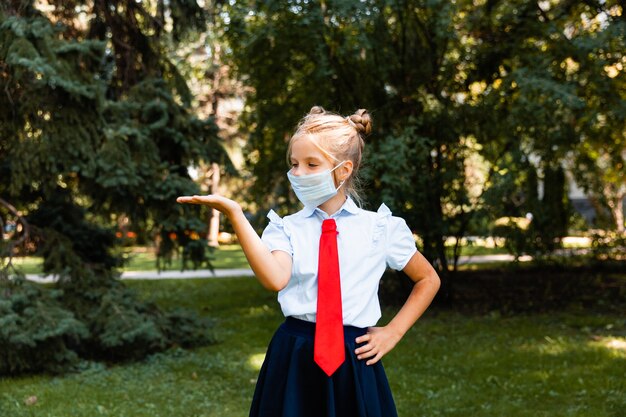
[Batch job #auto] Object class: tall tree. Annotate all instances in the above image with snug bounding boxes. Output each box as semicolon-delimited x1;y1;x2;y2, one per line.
469;0;625;234
568;2;626;232
221;0;625;300
0;0;227;374
223;0;474;282
1;0;230;274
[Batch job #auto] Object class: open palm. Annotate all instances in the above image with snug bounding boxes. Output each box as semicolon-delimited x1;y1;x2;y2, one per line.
176;195;242;217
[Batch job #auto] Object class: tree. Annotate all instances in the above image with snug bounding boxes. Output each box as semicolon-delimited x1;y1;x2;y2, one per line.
220;0;624;301
222;0;475;281
0;0;227;374
468;0;625;235
567;2;626;232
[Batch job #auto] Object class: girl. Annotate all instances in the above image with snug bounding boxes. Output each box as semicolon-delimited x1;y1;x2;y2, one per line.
177;106;440;417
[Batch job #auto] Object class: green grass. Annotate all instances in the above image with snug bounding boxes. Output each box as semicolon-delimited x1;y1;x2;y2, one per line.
9;244;250;275
121;245;249;271
10;243;509;275
1;277;624;417
449;245;509;257
5;256;43;275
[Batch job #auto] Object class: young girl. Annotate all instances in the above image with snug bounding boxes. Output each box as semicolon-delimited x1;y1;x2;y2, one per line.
177;106;440;417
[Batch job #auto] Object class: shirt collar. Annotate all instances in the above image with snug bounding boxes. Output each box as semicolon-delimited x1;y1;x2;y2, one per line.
301;196;360;218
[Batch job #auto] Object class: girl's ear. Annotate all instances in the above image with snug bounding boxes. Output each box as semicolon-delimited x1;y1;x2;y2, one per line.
338;160;354;183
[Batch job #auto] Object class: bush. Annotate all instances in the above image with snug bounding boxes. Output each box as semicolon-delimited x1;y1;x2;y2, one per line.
0;192;215;375
492;217;531;259
379;263;626;315
0;272;215;376
0;277;88;374
60;272;215;363
590;230;626;261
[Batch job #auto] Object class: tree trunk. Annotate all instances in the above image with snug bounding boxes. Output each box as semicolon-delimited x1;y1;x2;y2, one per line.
604;182;625;233
609;194;625;233
207;163;221;247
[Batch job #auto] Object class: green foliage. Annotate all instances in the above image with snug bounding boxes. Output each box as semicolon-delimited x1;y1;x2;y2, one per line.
60;275;215;362
470;0;626;232
0;14;105;196
0;1;230;271
590;230;626;261
223;0;474;272
492;219;530;260
11;244;249;275
0;1;227;375
65;278;167;360
221;1;625;304
0;277;88;375
527;166;570;253
380;262;626;315
27;189;120;275
0;273;215;375
160;308;216;349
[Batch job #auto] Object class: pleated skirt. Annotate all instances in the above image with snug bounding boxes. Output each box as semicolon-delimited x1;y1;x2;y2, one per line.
249;317;398;417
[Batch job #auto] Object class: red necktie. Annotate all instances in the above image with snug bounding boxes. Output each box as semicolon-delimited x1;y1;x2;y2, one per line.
314;218;345;377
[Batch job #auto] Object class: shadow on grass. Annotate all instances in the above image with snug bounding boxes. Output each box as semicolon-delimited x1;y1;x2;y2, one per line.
381;262;626;316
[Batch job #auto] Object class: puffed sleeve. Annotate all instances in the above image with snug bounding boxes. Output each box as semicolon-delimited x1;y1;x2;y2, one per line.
385;213;417;271
261;210;293;257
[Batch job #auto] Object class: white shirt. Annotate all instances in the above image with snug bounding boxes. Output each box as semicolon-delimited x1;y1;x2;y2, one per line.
261;197;417;328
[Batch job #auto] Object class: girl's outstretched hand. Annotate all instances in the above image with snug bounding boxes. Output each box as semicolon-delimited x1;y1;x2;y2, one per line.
176;195;242;218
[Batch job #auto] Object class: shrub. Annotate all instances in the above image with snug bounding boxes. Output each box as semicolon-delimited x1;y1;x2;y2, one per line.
0;277;88;374
590;230;626;261
492;217;531;259
0;272;215;376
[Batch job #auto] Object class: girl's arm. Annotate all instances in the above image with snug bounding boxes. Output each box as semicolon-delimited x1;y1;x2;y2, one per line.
354;251;440;365
177;195;292;291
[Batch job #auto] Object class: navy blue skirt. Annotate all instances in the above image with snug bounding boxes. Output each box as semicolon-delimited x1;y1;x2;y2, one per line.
249;317;398;417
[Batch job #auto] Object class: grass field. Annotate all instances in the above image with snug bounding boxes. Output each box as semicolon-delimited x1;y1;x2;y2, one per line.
1;277;624;417
10;243;512;276
9;244;250;275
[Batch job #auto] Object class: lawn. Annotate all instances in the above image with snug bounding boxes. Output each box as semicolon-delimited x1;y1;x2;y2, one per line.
10;242;512;276
9;244;250;275
1;277;624;417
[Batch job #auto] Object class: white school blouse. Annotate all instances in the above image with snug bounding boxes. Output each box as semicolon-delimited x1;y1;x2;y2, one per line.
261;197;417;328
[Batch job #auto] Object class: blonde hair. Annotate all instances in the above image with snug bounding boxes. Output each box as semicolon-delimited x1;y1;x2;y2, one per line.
287;106;372;204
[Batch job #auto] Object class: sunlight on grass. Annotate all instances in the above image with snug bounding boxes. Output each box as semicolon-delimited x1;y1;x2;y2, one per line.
604;338;626;351
588;336;626;354
245;304;274;318
7;256;42;274
516;334;626;358
536;335;569;355
247;353;266;371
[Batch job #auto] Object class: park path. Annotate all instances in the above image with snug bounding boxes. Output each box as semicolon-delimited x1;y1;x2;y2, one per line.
23;254;531;283
24;268;255;283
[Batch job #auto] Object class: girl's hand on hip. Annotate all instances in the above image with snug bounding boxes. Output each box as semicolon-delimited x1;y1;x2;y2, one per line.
177;195;242;218
354;326;402;365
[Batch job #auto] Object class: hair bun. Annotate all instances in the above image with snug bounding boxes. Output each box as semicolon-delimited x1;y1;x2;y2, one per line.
309;106;325;115
348;109;372;136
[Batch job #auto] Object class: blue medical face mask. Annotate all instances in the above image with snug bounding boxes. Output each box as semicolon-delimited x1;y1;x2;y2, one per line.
287;161;347;208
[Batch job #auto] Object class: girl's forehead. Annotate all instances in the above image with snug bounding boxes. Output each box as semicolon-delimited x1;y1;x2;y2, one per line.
290;136;329;160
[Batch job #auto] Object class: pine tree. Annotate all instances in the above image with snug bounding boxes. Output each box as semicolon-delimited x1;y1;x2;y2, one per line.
0;0;227;374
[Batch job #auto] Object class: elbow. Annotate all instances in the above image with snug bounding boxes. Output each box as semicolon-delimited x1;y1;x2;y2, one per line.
260;274;290;292
415;270;441;293
431;272;441;293
263;282;286;292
